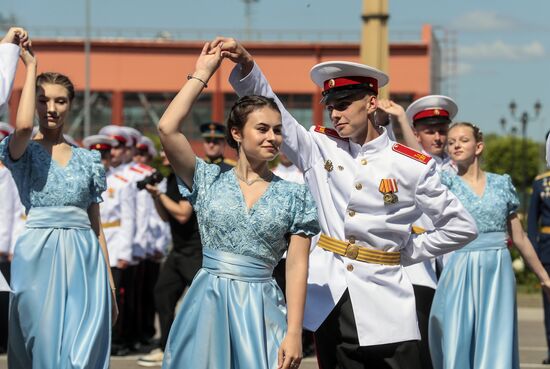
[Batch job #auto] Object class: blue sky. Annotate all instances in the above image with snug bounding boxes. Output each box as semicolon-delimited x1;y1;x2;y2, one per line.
2;0;549;141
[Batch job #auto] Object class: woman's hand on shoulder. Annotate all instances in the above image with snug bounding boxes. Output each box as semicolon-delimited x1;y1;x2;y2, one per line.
278;331;302;369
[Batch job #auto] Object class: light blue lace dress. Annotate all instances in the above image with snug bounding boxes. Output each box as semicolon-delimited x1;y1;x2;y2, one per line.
429;172;520;369
162;159;319;369
0;136;111;369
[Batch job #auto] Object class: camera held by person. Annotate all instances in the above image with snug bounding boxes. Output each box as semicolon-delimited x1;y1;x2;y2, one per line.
137;172;164;191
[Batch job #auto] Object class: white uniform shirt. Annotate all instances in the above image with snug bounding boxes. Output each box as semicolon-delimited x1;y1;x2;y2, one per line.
0;43;19;112
124;162;156;259
272;163;304;184
230;63;478;346
0;166;18;254
148;178;171;256
0;165;24;291
405;152;458;288
546;134;550;168
100;167;136;267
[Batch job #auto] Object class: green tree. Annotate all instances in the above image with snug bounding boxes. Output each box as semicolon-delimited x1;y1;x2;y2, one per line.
482;134;541;191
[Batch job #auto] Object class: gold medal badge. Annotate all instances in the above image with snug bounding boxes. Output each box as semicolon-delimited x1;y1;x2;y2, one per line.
324;160;334;172
107;187;115;199
379;179;399;204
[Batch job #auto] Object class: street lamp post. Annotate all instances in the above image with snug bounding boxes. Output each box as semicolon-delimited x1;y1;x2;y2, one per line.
504;100;543;212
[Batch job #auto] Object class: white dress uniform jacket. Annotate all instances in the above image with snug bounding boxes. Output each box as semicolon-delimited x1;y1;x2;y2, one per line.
147;178;171;256
0;165;24;291
0;166;17;255
405;152;457;288
230;63;478;346
272;163;305;184
100;167;136;267
0;43;19;112
123;162;154;260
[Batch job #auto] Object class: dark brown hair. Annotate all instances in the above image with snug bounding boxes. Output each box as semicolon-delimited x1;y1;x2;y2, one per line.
36;72;75;103
225;95;280;150
449;122;483;142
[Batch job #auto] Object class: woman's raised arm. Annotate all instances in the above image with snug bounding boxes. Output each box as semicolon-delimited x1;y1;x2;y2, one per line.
158;42;223;188
9;45;36;160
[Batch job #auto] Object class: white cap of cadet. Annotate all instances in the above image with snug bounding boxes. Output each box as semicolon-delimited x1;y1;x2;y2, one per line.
405;95;458;127
310;61;389;103
121;126;142;147
83;134;118;151
98;125;133;148
137;136;158;158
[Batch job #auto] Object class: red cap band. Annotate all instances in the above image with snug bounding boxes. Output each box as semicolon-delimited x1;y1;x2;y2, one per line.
136;143;148;150
0;129;10;137
413;109;450;122
90;143;112;150
323;76;378;93
110;135;127;145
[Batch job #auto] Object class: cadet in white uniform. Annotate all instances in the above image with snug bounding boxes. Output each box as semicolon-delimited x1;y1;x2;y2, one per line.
134;135;167;344
0;123;25;351
88;129;139;355
380;95;459;369
220;38;478;369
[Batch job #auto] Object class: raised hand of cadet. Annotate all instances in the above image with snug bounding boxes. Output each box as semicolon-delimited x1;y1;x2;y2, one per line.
377;99;407;120
211;36;254;73
1;27;30;48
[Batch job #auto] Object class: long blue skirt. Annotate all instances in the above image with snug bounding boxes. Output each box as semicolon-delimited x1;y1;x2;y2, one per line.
162;248;287;369
8;206;111;369
429;232;519;369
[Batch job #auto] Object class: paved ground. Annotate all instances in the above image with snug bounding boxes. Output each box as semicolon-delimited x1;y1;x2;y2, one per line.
1;293;548;369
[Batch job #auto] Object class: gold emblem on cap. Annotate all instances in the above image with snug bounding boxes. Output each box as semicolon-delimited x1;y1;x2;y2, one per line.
328;79;335;88
369;83;374;88
434;109;440;116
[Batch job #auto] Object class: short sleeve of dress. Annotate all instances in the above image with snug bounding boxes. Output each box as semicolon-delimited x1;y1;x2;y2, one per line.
290;185;320;237
0;135;32;181
177;158;221;208
503;174;520;215
89;150;107;204
439;170;454;188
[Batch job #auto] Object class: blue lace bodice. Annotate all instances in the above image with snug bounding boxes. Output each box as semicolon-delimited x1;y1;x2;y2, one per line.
441;171;519;233
179;159;319;265
0;135;106;212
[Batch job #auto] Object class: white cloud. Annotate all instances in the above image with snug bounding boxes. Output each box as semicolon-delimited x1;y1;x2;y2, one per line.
442;63;473;77
460;41;545;61
452;10;517;31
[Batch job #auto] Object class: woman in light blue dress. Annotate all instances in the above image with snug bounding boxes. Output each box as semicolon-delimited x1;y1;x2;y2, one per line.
2;47;116;368
158;44;319;369
429;122;550;369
